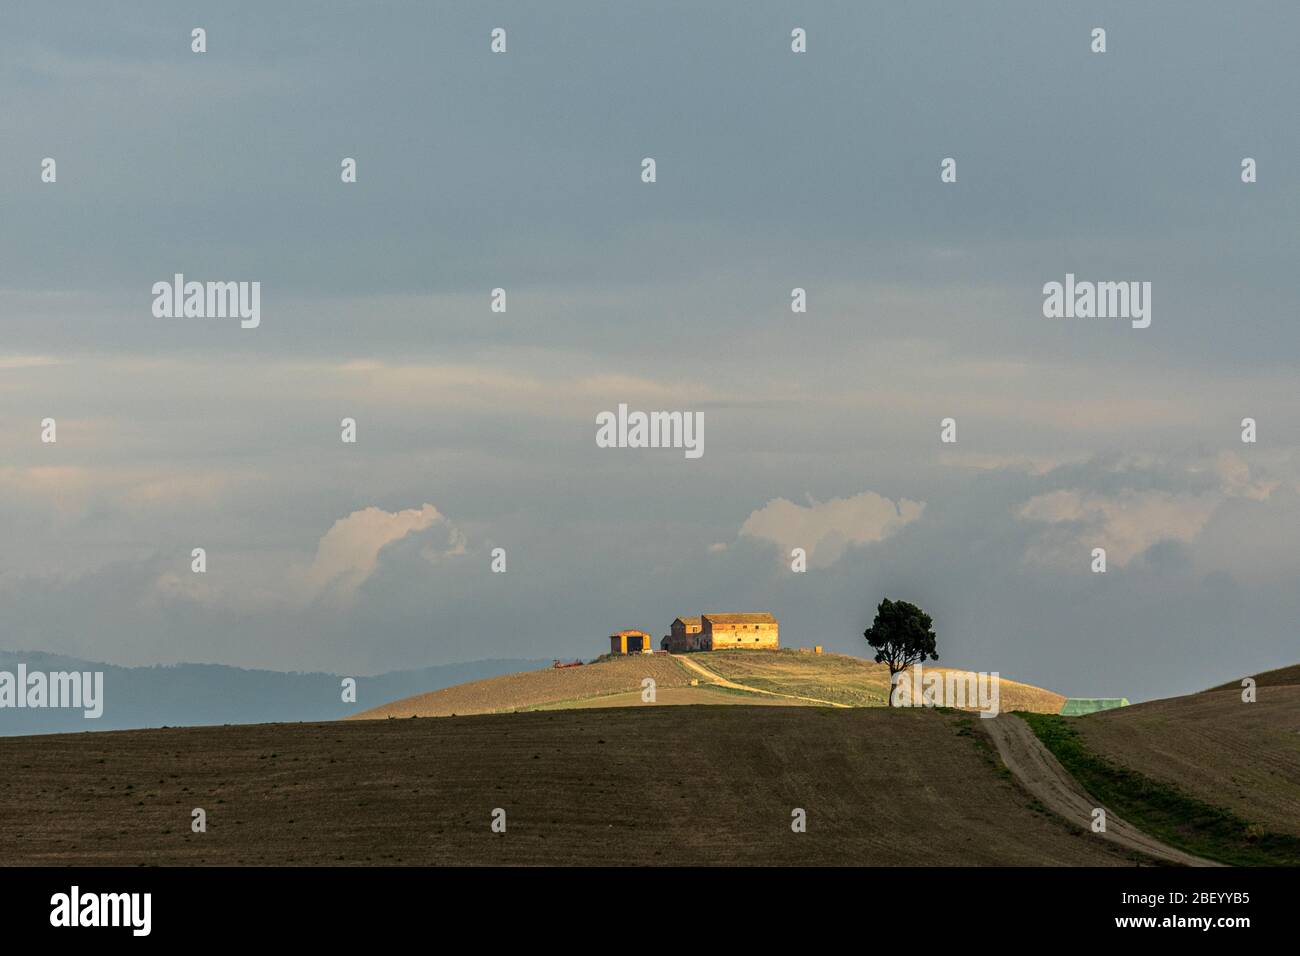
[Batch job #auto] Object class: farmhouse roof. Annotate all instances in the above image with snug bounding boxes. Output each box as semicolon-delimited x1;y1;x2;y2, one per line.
702;612;777;625
673;616;703;627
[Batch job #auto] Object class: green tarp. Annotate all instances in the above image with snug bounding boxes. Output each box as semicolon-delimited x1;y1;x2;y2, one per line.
1060;697;1130;716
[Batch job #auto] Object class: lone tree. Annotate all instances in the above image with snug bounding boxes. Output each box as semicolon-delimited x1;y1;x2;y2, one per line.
863;598;938;700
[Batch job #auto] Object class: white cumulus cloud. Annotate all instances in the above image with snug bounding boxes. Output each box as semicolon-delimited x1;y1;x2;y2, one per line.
739;491;925;567
1018;489;1217;568
292;503;453;605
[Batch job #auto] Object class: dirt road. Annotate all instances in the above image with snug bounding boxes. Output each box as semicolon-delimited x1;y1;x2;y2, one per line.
672;654;850;708
984;715;1221;867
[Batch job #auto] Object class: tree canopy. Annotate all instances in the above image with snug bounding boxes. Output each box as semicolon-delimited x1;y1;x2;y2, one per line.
863;598;938;689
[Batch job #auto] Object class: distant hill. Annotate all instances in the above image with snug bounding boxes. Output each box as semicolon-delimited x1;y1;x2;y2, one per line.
1206;662;1300;691
351;649;1066;720
1077;662;1300;839
0;650;549;736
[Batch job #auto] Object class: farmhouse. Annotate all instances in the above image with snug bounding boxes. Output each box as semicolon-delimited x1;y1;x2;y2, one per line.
700;613;779;650
609;630;654;655
617;613;780;655
664;616;704;652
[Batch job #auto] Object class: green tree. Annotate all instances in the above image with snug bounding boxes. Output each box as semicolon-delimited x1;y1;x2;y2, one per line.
863;598;938;703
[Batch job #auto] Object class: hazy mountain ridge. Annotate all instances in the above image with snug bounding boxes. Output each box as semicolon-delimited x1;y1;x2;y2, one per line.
0;650;549;735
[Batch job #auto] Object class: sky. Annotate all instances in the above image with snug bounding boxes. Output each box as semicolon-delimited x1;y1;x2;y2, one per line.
2;2;1298;701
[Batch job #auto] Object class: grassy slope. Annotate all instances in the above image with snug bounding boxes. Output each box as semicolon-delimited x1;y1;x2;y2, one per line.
348;654;692;719
526;684;816;711
698;649;1066;713
700;650;892;705
0;706;1133;866
1022;712;1300;866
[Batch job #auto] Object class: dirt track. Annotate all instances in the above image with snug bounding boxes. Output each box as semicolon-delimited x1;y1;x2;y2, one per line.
984;715;1221;867
672;654;850;707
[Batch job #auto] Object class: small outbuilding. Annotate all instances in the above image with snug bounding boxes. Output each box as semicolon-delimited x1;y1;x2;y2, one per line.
610;630;653;655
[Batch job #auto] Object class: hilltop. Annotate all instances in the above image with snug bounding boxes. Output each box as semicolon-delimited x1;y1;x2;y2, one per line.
1207;662;1300;692
350;648;1066;719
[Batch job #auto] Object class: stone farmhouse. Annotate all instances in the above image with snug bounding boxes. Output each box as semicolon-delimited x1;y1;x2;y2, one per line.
661;613;779;652
663;616;704;652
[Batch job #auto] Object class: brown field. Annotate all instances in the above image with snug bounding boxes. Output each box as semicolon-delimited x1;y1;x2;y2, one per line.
348;654;692;719
1076;665;1300;838
0;706;1139;865
696;649;1066;714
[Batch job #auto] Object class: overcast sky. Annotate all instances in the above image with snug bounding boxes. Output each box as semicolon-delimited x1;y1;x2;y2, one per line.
3;2;1298;701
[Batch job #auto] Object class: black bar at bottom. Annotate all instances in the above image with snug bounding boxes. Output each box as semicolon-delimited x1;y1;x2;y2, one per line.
0;865;1281;941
